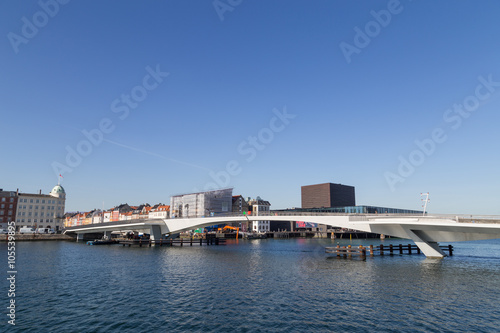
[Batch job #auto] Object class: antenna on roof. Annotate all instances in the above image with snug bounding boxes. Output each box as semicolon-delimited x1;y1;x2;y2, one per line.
420;192;430;216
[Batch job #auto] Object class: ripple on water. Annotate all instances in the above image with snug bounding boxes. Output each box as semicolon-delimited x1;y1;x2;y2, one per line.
6;239;500;332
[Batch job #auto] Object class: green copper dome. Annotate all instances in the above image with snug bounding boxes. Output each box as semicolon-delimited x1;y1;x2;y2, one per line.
50;185;65;195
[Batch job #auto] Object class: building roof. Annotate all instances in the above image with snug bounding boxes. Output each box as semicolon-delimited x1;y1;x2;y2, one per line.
50;185;65;195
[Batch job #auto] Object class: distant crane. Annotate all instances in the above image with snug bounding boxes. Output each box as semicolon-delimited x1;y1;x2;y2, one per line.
420;192;430;216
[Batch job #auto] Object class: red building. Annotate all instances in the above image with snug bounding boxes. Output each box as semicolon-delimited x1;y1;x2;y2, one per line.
0;189;18;228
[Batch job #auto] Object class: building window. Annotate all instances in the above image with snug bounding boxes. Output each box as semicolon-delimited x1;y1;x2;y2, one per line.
0;204;3;209
35;206;38;210
8;211;12;216
42;200;45;203
30;199;33;203
10;198;14;203
36;199;39;203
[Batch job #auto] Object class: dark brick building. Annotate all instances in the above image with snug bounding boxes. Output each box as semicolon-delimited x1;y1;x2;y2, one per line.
301;183;355;209
0;189;18;228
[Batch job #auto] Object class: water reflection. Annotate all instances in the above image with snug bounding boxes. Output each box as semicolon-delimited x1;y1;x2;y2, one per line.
5;238;500;332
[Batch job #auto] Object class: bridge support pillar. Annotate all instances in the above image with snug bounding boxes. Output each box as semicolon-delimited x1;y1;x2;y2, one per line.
103;231;112;240
150;225;162;245
76;233;84;242
406;229;446;259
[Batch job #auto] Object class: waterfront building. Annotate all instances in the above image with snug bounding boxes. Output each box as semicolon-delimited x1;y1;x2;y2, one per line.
170;188;233;218
0;189;18;230
149;204;170;219
247;197;271;233
91;210;103;224
15;185;66;231
301;182;355;209
275;205;423;215
231;195;250;231
103;211;111;222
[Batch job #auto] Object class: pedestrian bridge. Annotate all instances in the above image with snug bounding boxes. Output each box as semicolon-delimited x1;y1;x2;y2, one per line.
64;213;500;258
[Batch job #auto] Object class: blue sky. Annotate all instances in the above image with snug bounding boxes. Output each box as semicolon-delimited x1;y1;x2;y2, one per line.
1;0;500;214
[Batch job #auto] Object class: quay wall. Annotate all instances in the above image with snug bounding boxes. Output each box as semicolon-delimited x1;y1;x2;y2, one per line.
0;234;74;242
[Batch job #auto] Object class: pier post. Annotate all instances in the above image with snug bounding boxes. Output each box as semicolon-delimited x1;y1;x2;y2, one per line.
389;244;393;255
399;244;403;254
336;244;340;257
369;245;374;256
380;244;384;255
359;245;366;257
408;244;412;255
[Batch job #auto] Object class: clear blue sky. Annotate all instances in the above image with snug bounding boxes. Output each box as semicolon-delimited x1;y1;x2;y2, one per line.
1;0;500;214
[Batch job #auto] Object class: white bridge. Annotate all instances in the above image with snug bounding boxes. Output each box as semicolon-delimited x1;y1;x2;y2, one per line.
64;213;500;258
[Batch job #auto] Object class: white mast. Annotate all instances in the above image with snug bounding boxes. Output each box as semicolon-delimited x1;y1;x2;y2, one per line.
420;192;430;216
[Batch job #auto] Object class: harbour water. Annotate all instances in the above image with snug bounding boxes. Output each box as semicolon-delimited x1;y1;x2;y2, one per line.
3;238;500;332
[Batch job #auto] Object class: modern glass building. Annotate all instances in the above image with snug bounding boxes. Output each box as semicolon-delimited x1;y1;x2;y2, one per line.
275;205;423;215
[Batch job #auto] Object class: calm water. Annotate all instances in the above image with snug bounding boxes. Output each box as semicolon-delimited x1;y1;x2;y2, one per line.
3;238;500;332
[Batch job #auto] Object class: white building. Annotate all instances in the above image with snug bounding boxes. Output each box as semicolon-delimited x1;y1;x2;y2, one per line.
149;204;170;219
170;188;233;218
15;185;66;231
248;197;271;233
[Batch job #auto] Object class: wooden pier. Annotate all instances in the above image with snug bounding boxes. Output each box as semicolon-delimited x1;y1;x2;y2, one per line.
118;237;226;247
325;244;454;257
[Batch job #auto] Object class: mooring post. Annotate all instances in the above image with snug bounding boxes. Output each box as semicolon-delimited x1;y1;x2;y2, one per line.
139;239;142;247
380;244;384;255
190;237;193;246
408;244;412;255
359;245;366;257
389;244;393;255
200;238;202;246
336;244;340;257
180;238;183;247
369;244;374;256
170;238;173;247
448;244;453;256
149;240;151;247
399;244;403;255
348;245;352;258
